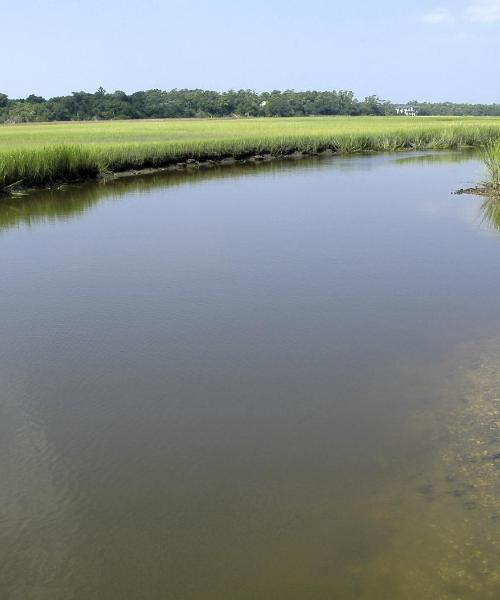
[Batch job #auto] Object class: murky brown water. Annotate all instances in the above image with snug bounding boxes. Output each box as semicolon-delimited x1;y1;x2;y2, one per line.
1;152;499;599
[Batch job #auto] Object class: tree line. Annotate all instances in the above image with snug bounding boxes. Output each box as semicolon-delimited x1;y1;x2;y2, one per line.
1;88;500;123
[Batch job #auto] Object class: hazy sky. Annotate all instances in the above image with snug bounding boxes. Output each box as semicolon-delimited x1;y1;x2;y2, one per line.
2;0;500;102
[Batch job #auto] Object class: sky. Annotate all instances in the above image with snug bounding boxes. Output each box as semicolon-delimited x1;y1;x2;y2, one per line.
2;0;500;103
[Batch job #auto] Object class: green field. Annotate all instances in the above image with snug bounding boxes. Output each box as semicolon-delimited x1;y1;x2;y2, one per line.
2;116;500;191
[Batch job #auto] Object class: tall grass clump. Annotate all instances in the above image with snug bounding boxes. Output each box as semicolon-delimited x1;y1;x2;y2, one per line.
0;145;105;190
483;142;500;189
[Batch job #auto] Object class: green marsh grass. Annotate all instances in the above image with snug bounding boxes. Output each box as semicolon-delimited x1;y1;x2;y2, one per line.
479;142;500;233
483;142;500;189
2;116;500;191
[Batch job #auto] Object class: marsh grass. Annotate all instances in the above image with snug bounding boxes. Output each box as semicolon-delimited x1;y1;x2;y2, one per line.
2;117;500;191
478;142;500;232
0;146;105;189
483;142;500;189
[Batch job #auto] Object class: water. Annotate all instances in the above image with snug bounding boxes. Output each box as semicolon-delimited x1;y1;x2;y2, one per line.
1;153;500;599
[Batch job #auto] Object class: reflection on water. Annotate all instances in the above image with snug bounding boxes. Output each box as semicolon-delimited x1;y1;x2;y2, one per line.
0;150;481;232
393;149;480;165
1;151;500;599
0;157;329;231
480;194;500;232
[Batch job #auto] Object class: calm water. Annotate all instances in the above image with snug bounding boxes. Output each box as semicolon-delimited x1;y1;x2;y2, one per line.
1;153;500;599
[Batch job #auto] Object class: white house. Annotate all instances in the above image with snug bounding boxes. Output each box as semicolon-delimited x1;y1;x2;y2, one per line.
395;106;418;117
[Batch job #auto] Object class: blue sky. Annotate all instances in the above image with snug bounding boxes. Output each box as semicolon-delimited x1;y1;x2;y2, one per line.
2;0;500;102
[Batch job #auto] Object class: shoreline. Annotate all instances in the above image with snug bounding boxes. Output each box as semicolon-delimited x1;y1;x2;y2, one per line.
1;148;342;197
455;184;500;197
0;145;484;198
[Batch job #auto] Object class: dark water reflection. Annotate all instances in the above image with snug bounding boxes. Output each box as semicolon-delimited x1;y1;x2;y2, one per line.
1;152;499;599
0;150;479;231
480;194;500;231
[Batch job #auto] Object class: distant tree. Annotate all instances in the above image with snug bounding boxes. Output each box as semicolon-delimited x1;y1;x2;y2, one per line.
2;88;500;123
3;101;50;123
26;94;46;104
361;96;390;115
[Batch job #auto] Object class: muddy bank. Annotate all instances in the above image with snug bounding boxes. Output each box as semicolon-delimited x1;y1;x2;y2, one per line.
455;185;500;197
0;149;333;198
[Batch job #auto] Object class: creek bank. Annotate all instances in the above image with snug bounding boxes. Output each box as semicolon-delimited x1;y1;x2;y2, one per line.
0;148;336;197
455;185;500;197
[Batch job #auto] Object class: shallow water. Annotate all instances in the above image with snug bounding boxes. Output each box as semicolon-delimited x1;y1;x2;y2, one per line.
1;152;500;599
